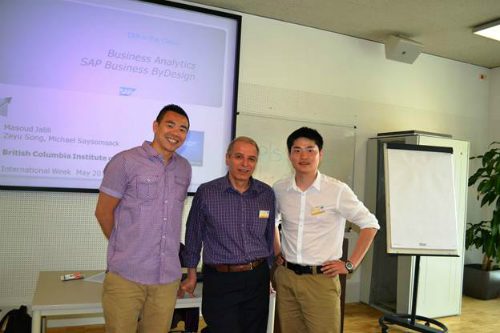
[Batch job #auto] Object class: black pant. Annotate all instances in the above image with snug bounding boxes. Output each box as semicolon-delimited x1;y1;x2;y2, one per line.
202;263;270;333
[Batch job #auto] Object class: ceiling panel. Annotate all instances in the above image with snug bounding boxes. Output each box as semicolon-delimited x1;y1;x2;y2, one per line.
186;0;500;68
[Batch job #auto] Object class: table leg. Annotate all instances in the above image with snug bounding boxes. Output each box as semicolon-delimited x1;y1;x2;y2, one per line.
267;292;276;333
32;310;41;333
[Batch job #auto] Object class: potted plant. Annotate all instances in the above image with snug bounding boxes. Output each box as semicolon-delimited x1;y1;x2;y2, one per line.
463;141;500;300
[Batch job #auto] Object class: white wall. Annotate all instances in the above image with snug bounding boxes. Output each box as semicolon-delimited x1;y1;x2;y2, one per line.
489;68;500;144
238;15;491;266
239;15;489;195
464;67;500;264
0;6;494;312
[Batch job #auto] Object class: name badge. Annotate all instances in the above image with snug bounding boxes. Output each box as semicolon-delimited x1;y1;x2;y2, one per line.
311;205;326;216
259;210;270;219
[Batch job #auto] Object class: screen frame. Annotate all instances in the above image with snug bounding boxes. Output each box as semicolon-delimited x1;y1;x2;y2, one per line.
0;0;241;194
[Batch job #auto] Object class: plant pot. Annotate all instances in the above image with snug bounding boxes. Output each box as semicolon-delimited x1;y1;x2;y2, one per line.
463;264;500;300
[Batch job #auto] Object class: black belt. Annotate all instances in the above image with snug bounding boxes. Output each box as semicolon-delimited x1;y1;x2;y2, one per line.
284;261;321;275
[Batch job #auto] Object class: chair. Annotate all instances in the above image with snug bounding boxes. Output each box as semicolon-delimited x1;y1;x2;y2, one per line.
339;237;348;333
170;243;200;333
170;309;199;333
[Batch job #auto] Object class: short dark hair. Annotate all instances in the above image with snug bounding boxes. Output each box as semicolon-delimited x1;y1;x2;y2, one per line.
156;104;190;129
286;127;323;153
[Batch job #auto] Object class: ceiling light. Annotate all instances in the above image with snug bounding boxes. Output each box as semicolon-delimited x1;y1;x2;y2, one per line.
473;18;500;42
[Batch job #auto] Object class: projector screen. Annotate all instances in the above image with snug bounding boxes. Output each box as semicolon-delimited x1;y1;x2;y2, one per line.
0;0;240;193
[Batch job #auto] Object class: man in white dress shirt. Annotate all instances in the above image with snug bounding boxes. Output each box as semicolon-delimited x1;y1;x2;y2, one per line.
273;127;379;333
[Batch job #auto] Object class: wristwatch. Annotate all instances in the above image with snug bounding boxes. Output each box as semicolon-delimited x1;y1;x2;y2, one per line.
345;260;354;274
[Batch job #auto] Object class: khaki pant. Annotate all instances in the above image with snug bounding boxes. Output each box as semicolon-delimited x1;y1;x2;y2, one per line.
102;272;179;333
275;265;341;333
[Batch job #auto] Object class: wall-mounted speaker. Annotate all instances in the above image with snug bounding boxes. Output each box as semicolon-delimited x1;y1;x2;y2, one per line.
384;35;423;64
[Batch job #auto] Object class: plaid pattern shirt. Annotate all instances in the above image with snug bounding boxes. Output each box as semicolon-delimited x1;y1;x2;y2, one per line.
182;175;275;268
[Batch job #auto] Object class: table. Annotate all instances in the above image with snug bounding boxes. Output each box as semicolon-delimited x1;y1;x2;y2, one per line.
31;270;275;333
31;270;202;333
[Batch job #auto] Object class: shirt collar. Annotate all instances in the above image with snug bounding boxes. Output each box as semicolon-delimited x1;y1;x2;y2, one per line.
222;173;260;194
288;171;322;192
142;141;178;164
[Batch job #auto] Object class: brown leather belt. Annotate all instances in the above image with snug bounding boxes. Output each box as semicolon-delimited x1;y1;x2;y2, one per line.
207;259;265;273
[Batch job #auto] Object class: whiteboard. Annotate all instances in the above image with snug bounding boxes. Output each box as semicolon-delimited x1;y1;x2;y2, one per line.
236;112;356;187
384;143;459;256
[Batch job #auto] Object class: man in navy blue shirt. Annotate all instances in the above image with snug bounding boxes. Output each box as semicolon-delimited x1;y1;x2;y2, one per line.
181;136;275;333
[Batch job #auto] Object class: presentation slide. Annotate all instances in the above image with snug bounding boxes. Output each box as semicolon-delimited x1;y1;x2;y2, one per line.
0;0;240;192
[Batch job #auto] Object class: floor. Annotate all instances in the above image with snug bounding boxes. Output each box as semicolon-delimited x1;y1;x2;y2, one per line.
343;296;500;332
45;296;500;333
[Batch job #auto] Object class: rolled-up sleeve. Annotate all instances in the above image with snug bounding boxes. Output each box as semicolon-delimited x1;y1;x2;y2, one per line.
338;184;380;230
100;154;127;199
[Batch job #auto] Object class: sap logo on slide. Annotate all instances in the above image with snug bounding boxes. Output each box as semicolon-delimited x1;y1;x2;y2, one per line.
80;57;102;67
0;97;12;117
119;87;136;96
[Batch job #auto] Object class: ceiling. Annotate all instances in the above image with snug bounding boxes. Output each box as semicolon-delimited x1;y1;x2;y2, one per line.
185;0;500;69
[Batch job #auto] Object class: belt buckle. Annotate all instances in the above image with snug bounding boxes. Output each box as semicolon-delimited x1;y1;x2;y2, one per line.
248;262;254;270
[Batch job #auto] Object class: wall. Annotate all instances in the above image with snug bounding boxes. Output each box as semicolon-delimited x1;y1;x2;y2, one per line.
239;15;490;195
238;15;490;268
464;67;500;264
0;5;493;314
489;68;500;144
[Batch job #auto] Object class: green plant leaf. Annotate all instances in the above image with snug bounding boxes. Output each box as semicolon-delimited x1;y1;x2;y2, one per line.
481;192;495;206
477;179;492;193
483;150;495;164
467;142;500;267
492;220;499;237
468;172;481;186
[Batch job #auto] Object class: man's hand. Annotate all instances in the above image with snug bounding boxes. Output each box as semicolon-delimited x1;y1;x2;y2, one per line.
320;260;349;277
177;268;197;298
275;253;285;266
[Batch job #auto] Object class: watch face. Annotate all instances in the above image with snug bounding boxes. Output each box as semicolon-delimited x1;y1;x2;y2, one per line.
345;261;354;273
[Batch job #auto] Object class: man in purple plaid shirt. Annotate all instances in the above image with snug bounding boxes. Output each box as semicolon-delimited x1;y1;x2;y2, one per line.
180;136;276;333
95;104;191;333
